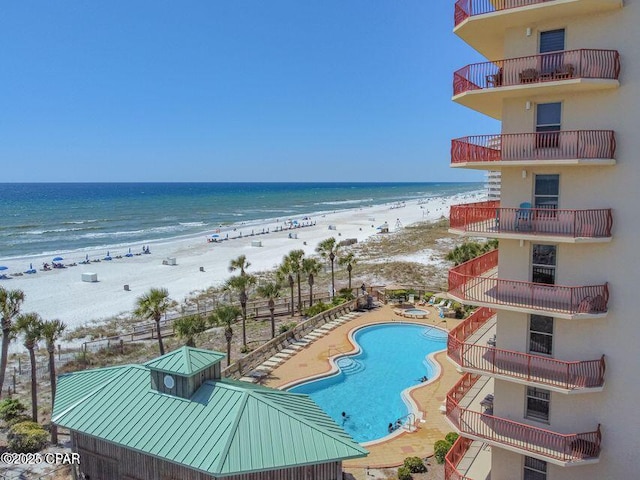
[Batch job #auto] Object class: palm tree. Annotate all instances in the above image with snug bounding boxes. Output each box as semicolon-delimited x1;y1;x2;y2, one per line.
209;304;241;366
316;237;339;299
0;287;25;398
134;288;171;355
256;281;281;338
338;251;357;291
226;274;256;348
40;318;66;444
302;257;322;307
14;313;43;422
283;250;305;314
229;254;251;277
174;314;208;347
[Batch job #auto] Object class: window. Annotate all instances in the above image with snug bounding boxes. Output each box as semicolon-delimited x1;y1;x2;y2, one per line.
534;174;559;210
529;315;553;355
526;387;550;422
532;244;556;285
524;456;547;480
539;29;565;53
536;103;561;149
539;29;565;77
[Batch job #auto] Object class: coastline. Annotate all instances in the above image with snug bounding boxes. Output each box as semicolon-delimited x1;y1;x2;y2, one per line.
0;190;484;330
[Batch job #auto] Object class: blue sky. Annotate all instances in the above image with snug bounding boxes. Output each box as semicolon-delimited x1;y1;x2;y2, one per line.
0;1;497;182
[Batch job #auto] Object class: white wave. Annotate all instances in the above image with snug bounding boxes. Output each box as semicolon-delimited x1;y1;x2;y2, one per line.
179;222;207;227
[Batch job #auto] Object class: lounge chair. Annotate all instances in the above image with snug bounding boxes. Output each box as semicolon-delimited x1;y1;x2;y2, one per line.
435;299;446;308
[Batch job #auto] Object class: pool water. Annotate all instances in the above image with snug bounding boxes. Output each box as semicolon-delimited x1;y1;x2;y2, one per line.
288;323;447;443
405;308;429;315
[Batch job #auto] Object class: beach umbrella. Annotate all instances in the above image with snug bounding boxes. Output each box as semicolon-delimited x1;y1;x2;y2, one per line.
53;256;63;261
0;266;7;271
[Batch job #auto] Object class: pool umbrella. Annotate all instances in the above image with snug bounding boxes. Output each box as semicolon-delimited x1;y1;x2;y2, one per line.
53;256;63;262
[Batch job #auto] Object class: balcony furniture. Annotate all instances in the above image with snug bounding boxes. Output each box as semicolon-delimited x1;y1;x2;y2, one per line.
487;334;496;347
554;64;575;79
515;202;533;230
480;394;494;414
486;68;503;87
519;68;539;83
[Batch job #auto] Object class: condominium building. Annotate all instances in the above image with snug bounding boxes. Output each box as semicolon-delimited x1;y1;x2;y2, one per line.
443;1;635;479
486;170;501;200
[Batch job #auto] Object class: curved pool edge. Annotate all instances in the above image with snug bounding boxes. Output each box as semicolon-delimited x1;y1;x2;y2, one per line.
278;320;448;446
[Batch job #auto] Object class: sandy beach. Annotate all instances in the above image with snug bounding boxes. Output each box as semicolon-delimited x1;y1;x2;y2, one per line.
0;191;484;330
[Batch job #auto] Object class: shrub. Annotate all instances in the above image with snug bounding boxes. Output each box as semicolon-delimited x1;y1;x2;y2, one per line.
445;432;459;445
0;398;27;424
338;288;354;300
278;322;297;334
7;414;32;428
305;302;329;317
331;296;347;306
397;466;412;480
7;421;48;453
403;456;427;473
434;439;451;464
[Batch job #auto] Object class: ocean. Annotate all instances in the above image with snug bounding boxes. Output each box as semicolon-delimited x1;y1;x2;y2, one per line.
0;182;482;259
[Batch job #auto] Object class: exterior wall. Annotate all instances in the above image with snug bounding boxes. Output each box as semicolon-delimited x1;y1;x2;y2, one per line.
150;364;219;398
72;432;342;480
456;2;640;477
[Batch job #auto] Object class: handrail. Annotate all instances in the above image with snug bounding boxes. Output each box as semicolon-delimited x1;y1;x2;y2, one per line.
454;0;561;26
445;436;474;480
447;307;496;365
446;373;602;462
449;202;613;238
451;130;616;164
448;251;609;315
454;49;620;96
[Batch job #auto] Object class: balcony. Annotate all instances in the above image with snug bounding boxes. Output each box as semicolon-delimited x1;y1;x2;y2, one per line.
446;373;602;466
454;0;623;59
445;436;492;480
449;201;613;243
453;49;620;119
451;131;616;169
448;307;606;393
448;250;609;319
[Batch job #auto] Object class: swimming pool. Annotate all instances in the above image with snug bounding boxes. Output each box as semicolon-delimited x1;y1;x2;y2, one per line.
288;323;447;443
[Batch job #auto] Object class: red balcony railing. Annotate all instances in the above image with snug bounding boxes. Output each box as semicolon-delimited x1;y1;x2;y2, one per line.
449;338;606;390
448;307;496;365
453;49;620;96
447;373;602;463
455;0;561;27
451;131;616;164
448;250;609;315
450;201;613;239
445;436;474;480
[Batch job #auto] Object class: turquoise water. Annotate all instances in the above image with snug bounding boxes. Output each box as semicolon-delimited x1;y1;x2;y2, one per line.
0;182;482;259
288;323;447;443
405;308;429;315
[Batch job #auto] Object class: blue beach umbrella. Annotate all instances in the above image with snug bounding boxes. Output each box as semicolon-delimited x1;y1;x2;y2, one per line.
0;266;7;271
53;256;63;262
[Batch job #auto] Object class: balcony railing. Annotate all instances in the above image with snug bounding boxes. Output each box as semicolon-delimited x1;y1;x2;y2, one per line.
448;308;605;390
448;250;609;315
447;373;602;463
451;131;616;165
454;49;620;96
445;436;475;480
454;0;564;26
448;307;496;366
450;201;613;239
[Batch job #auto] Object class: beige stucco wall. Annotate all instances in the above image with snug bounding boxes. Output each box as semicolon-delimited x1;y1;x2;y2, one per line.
459;2;640;478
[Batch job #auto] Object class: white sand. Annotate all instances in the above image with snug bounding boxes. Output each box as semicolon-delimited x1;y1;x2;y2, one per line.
1;191;484;329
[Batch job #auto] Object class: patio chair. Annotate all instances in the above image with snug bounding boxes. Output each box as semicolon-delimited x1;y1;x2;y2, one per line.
519;68;539;83
515;202;533;231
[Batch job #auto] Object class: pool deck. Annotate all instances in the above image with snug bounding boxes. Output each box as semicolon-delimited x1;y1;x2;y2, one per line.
264;303;464;473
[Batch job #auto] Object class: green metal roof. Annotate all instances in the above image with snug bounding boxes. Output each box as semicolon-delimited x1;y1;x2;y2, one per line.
53;356;367;476
143;346;225;376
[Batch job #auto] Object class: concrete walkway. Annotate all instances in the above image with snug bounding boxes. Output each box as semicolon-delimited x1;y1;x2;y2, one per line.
264;304;465;472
